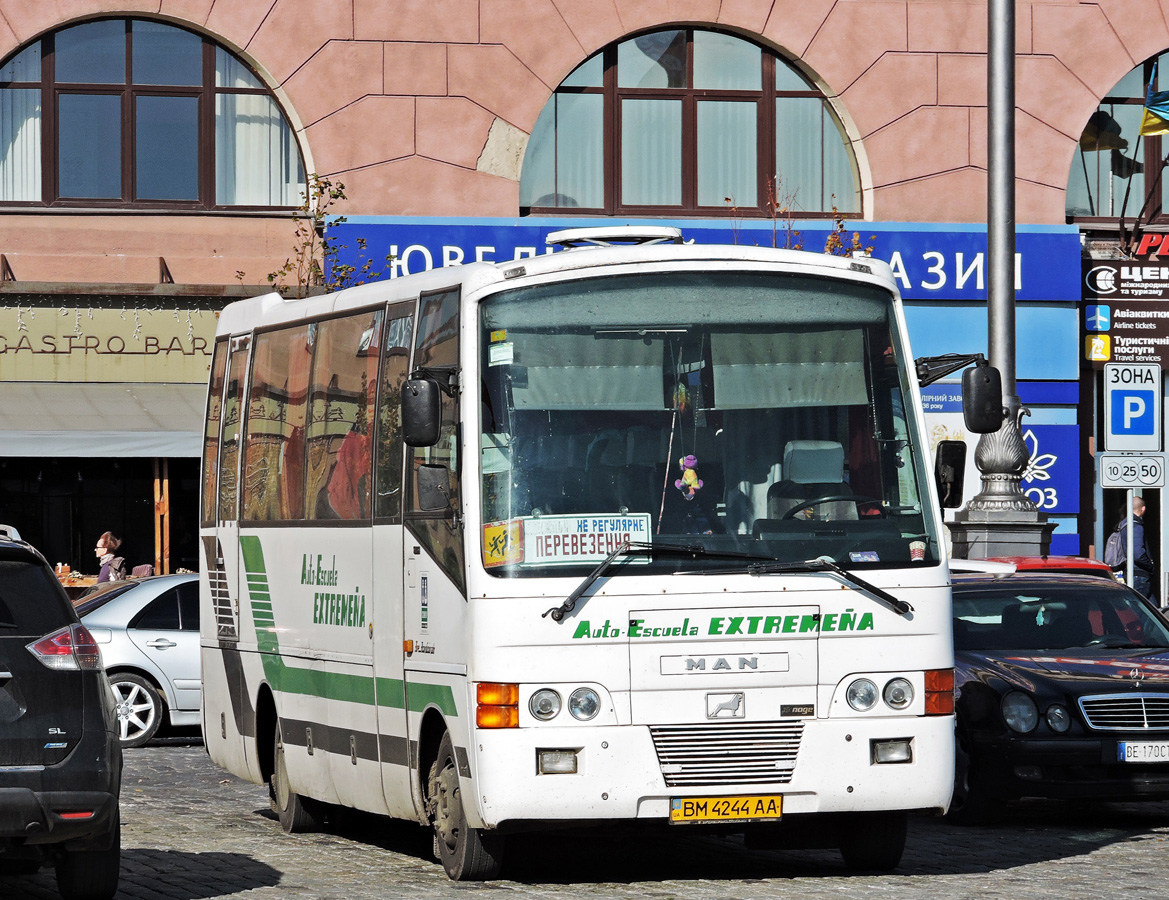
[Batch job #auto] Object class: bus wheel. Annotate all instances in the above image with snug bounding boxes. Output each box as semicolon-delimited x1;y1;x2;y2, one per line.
269;721;319;834
427;731;504;880
838;811;907;871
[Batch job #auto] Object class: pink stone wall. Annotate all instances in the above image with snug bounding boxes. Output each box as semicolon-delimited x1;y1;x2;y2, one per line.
0;0;1162;283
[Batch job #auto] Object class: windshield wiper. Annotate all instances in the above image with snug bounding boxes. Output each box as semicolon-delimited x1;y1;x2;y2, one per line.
542;540;773;622
745;555;914;617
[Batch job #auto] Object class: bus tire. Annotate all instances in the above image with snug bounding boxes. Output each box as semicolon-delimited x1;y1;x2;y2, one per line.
427;731;503;880
838;810;907;872
270;721;319;834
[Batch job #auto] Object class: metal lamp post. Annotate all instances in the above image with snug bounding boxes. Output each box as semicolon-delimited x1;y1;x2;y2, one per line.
948;0;1055;558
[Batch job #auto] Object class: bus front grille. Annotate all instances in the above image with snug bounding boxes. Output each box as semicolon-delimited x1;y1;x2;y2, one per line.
649;721;803;787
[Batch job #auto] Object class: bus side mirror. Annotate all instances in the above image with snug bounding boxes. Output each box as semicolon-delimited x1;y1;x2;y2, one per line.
962;363;1004;434
934;440;967;509
403;378;441;447
416;464;451;511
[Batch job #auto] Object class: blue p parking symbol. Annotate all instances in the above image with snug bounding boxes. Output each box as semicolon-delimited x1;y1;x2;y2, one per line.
1113;390;1155;435
1105;363;1162;451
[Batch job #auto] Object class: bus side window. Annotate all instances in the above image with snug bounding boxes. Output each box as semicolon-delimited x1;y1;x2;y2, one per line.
407;288;464;593
375;310;414;520
201;339;228;526
242;324;311;522
218;343;250;523
305;309;383;521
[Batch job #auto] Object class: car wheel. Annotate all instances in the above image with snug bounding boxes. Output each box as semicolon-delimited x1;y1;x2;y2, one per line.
838;811;907;871
108;673;163;748
427;731;504;880
269;721;319;833
946;740;1002;826
54;810;120;900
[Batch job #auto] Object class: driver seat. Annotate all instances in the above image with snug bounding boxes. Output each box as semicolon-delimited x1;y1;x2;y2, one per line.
767;440;857;521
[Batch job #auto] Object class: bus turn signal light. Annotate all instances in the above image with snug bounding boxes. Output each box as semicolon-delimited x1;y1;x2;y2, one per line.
476;682;519;728
477;704;519;728
477;682;519;706
924;668;955;715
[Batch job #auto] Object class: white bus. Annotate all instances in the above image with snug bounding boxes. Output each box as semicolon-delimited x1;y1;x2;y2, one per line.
200;227;991;880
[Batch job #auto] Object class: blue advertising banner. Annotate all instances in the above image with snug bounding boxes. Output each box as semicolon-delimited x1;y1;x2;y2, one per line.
1019;424;1080;515
921;388;1080;516
328;217;1081;303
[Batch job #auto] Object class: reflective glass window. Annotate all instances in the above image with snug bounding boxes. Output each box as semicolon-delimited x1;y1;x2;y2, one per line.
305;311;383;521
375;310;414;520
242;325;312;522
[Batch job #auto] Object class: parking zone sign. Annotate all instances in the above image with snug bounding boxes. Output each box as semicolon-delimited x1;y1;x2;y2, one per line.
1104;363;1162;451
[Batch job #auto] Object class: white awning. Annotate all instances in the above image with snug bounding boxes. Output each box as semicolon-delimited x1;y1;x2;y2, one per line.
0;383;205;457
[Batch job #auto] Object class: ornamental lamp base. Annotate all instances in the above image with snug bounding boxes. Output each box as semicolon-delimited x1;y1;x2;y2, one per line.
948;508;1056;560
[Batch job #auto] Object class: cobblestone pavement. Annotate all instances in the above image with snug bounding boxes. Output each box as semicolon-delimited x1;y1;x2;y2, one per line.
7;737;1169;899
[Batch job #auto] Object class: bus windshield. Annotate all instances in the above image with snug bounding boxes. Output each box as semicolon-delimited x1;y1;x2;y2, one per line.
478;269;937;575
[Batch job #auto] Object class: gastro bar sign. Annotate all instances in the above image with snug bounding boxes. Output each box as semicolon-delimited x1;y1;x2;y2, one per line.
1104;363;1162;451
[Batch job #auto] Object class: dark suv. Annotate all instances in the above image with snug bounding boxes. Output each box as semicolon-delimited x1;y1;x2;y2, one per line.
0;526;121;900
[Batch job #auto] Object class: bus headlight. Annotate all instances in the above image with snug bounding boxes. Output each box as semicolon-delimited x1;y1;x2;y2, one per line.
529;689;562;720
569;688;600;721
883;678;914;710
1001;691;1039;733
846;678;879;711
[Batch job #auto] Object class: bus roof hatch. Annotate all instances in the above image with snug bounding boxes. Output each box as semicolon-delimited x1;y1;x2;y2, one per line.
545;225;686;248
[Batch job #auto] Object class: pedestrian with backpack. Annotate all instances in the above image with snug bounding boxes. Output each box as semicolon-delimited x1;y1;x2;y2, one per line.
1106;497;1157;604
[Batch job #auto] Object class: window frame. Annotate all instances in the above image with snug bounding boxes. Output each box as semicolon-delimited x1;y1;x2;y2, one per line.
0;16;303;211
521;27;858;219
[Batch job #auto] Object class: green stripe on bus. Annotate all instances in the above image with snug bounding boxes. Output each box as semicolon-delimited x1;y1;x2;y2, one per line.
238;534;457;716
406;681;458;715
376;677;406;708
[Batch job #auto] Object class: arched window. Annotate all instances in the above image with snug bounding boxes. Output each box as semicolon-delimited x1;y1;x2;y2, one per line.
1068;54;1169;224
0;17;304;209
520;28;859;217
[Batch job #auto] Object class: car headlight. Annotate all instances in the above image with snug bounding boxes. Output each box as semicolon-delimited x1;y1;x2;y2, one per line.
883;678;914;710
1046;704;1071;733
568;687;600;721
529;689;561;720
846;678;879;711
1001;691;1039;733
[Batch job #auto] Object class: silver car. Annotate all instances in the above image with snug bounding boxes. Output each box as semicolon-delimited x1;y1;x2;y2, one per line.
76;573;200;748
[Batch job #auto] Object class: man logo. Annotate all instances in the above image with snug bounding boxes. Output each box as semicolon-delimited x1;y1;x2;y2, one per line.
707;692;745;719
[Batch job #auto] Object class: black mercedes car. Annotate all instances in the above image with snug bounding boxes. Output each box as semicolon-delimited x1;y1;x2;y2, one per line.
0;526;122;899
950;571;1169;824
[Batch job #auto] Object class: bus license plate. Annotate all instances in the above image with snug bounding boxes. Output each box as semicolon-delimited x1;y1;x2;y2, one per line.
670;795;782;824
1118;741;1169;762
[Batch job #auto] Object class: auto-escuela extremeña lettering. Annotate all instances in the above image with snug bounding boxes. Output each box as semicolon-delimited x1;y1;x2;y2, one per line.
571;611;875;640
302;553;366;628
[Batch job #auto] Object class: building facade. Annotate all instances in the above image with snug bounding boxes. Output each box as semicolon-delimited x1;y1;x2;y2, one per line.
0;0;1158;573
